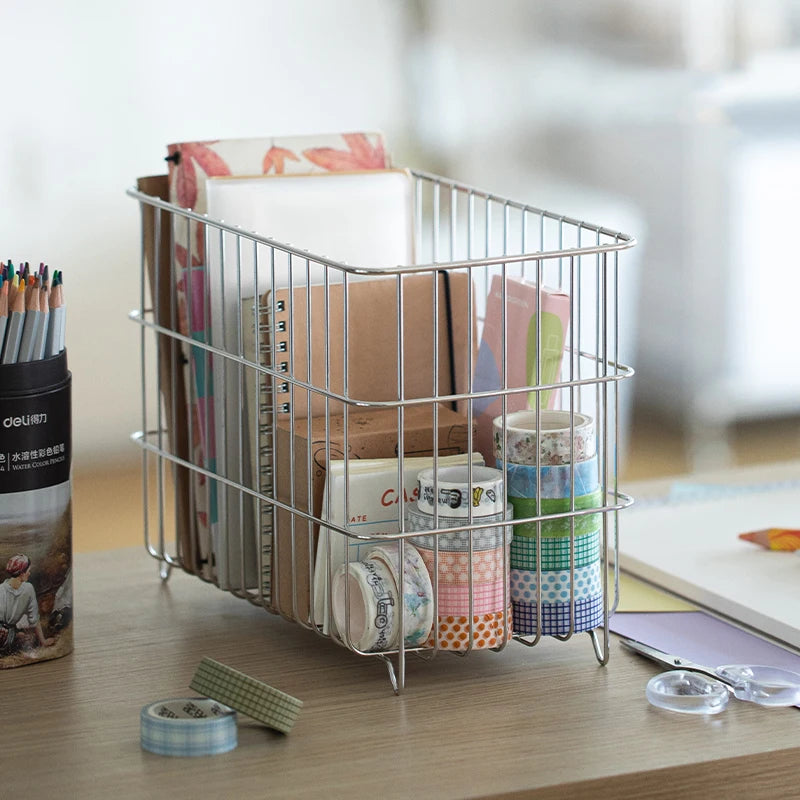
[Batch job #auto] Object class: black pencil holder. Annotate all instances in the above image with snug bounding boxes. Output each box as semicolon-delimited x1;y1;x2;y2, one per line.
0;350;72;668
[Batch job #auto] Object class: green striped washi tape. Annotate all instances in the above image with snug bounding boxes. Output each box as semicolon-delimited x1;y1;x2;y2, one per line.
509;489;603;538
189;657;303;734
511;529;601;570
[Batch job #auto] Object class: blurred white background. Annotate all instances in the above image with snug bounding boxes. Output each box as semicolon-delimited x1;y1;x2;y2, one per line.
2;0;800;475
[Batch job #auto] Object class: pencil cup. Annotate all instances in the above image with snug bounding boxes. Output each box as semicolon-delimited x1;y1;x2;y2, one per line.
0;350;73;668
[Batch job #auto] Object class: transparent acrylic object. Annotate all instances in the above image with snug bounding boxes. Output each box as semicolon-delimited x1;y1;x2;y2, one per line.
646;671;729;715
716;665;800;707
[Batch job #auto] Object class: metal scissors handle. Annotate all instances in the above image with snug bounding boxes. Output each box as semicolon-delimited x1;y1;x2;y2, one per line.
619;636;800;708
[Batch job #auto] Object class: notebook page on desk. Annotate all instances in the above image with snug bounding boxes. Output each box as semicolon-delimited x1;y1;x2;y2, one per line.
619;483;800;648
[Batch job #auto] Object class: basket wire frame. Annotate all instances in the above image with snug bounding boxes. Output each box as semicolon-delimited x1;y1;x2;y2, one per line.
128;169;635;692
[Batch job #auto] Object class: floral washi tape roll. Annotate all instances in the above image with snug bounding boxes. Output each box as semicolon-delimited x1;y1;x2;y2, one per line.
427;606;513;651
510;561;603;603
501;457;599;500
140;698;238;757
365;542;433;648
493;409;596;466
509;489;604;538
418;546;509;585
331;557;398;652
512;594;604;637
510;529;601;571
405;505;513;552
416;465;504;518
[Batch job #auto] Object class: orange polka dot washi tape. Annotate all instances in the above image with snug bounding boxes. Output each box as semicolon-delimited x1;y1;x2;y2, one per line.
426;607;513;651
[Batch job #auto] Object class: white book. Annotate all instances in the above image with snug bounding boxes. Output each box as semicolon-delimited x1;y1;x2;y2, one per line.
314;452;485;634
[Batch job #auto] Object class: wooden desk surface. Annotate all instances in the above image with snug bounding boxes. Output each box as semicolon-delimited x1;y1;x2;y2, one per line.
3;545;799;799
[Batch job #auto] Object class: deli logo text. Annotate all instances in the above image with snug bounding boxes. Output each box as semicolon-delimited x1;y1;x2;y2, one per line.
3;413;48;428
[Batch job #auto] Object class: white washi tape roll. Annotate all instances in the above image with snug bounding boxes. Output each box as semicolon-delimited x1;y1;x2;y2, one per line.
493;410;596;466
416;465;504;517
332;557;398;652
366;542;434;647
140;698;237;757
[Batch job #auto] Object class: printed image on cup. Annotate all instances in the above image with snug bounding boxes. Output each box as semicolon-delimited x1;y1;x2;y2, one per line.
331;558;398;652
493;409;596;466
0;352;72;669
416;465;504;518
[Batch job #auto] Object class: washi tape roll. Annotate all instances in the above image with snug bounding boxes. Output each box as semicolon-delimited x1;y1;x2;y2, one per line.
406;505;513;551
493;409;596;466
509;489;603;538
436;580;509;616
331;557;399;652
189;658;302;734
510;529;600;570
427;605;513;651
510;561;603;603
416;465;504;518
140;698;237;757
512;594;604;636
418;546;509;585
365;543;433;647
501;456;599;500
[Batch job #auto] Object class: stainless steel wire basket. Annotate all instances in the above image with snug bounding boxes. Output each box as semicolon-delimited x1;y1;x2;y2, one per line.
128;168;635;692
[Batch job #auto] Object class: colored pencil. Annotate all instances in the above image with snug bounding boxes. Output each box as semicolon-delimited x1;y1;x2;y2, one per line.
1;279;26;363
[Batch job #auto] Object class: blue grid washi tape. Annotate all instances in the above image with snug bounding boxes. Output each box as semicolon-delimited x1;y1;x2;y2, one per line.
512;594;604;636
140;698;237;757
510;529;600;570
406;505;513;552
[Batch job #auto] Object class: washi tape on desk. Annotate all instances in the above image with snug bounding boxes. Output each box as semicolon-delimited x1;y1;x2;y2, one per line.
510;529;601;571
189;658;302;734
416;465;504;517
140;698;237;757
493;410;596;466
406;505;512;551
512;594;604;636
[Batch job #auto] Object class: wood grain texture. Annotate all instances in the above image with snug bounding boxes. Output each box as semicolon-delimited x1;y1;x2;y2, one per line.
2;546;799;798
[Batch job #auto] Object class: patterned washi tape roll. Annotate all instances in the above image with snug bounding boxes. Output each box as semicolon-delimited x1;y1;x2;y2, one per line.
332;557;399;652
416;465;504;518
509;489;603;538
510;561;603;603
493;409;596;466
418;546;508;585
501;456;599;500
512;593;604;636
189;658;303;734
427;605;513;651
140;698;237;757
510;529;601;571
365;543;433;648
436;580;509;616
406;505;513;551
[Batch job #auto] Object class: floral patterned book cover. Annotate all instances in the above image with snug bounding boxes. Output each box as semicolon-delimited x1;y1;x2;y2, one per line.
165;132;391;586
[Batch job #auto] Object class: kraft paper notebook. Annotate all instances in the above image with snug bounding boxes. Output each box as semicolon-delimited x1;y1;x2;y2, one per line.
251;271;477;619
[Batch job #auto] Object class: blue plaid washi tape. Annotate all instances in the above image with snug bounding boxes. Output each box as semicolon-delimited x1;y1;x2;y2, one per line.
512;593;604;636
140;698;237;757
406;505;513;551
